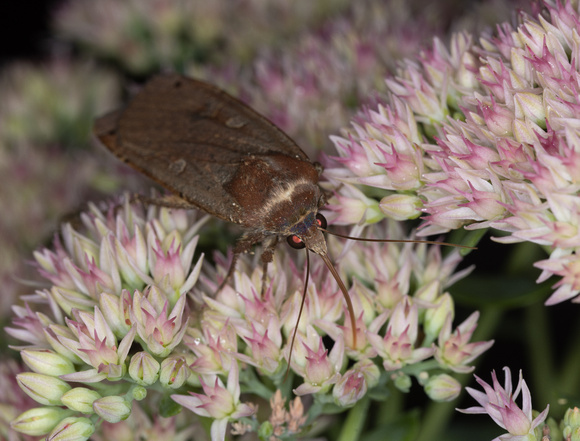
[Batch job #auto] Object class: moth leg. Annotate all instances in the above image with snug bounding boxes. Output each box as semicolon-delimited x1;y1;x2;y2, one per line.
259;236;280;296
313;162;324;176
216;233;264;294
215;250;240;295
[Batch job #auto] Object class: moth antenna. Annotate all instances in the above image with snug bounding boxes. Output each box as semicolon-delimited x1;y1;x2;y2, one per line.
319;228;477;250
285;250;310;382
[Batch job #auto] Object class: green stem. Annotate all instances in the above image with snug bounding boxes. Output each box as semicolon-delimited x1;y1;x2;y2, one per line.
554;310;580;416
524;301;553;408
414;305;503;441
337;395;371;441
414;398;456;441
471;305;504;343
240;367;274;400
377;385;401;423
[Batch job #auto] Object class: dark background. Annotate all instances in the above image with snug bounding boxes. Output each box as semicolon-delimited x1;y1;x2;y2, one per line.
0;1;60;65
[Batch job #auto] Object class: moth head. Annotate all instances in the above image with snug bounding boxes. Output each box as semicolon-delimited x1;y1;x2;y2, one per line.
286;213;328;255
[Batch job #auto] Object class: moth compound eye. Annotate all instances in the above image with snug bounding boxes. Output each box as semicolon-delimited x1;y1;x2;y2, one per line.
287;235;306;249
316;213;327;230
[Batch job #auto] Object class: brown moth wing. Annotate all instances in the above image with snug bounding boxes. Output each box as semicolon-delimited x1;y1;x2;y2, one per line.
94;73;314;226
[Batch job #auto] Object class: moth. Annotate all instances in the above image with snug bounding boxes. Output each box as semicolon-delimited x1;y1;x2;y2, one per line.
94;73;470;357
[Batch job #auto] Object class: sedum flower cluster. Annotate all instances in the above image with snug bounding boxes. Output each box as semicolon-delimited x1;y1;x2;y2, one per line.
0;60;119;150
7;199;491;441
201;0;444;155
193;0;526;157
0;60;123;316
324;0;580;306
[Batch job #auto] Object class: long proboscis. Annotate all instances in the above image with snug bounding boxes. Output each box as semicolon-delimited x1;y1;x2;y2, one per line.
285;250;311;381
320;252;357;347
285;250;358;381
284;227;472;381
320;228;477;250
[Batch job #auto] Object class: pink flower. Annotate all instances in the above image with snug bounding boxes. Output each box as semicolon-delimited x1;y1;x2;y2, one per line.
332;360;380;407
322;2;580;306
291;327;344;395
58;307;135;381
435;311;494;373
171;364;255;441
367;297;434;370
458;367;549;440
325;185;384;225
235;318;283;375
130;288;189;357
185;320;238;375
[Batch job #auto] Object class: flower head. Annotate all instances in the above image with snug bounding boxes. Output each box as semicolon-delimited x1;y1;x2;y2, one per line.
292;327;344;395
8;201;206;435
171;364;255;441
367;296;435;370
458;367;549;441
323;1;580;305
435;311;495;373
265;390;307;439
333;359;380;407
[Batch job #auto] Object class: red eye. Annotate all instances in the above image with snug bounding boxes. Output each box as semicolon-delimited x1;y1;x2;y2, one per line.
287;234;306;249
316;213;327;230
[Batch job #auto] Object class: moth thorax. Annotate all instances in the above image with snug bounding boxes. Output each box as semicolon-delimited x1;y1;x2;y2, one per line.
263;181;321;235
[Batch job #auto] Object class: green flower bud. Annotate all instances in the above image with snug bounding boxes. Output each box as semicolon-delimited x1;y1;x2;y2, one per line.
21;350;75;376
424;293;454;342
17;373;72;406
93;395;131;423
424;374;461;402
128;351;160;386
61;387;102;413
379;194;423;220
563;425;580;441
159;356;189;389
131;386;147;401
394;373;412;393
47;417;95;441
258;421;274;439
564;407;580;427
11;407;74;436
